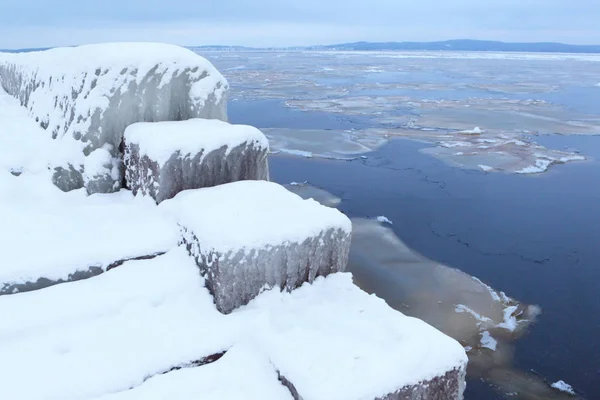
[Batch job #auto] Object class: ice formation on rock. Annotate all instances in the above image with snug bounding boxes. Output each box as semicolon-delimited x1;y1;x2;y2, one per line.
0;43;228;193
160;181;352;314
124;119;269;203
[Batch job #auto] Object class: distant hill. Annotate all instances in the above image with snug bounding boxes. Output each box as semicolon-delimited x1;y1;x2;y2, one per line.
311;40;600;53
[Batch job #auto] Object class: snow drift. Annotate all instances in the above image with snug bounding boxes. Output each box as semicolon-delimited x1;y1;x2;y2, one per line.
0;43;229;193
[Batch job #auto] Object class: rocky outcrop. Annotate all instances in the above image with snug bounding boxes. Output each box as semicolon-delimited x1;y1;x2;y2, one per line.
159;180;352;314
0;43;228;193
124;119;269;203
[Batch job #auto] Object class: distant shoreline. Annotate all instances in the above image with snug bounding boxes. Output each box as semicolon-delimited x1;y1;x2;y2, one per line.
3;39;600;54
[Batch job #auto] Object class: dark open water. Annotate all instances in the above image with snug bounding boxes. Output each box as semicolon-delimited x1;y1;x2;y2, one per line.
231;103;600;399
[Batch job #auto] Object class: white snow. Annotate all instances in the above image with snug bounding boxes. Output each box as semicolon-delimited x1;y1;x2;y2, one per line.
459;127;483;134
376;215;393;225
506;139;527;146
124;119;269;167
83;146;120;186
159;181;352;254
239;273;467;400
0;87;81;175
559;155;585;163
455;304;492;324
551;380;576;395
0;173;180;288
96;344;293;400
480;331;498;351
439;141;472;148
496;305;519;331
0;248;237;400
516;158;553;174
0;252;467;400
478;165;494;172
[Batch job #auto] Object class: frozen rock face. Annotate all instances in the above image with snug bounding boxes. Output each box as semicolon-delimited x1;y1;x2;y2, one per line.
0;43;229;193
160;181;352;314
373;369;466;400
124;119;269;203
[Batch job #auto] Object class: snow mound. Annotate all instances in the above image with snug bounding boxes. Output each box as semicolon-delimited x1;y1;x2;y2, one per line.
0;43;229;193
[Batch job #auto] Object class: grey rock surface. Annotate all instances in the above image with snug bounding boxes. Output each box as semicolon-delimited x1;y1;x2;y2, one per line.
124;141;269;203
181;225;351;314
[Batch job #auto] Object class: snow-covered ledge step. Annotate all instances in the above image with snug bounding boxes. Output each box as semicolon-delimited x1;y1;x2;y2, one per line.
96;345;293;400
245;273;468;400
0;249;238;400
124;119;269;203
0;43;228;193
1;249;466;400
160;180;352;314
0;174;180;295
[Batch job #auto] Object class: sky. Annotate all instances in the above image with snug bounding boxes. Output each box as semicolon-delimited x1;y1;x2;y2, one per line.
1;0;599;49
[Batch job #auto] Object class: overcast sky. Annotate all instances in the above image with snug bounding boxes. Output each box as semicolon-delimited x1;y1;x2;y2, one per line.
1;0;598;49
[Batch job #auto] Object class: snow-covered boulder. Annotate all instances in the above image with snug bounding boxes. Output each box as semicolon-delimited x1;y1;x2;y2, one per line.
0;43;228;193
124;119;269;203
160;181;352;314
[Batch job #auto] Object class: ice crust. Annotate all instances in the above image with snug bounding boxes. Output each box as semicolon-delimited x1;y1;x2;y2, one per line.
0;43;229;193
160;181;352;313
124;119;269;203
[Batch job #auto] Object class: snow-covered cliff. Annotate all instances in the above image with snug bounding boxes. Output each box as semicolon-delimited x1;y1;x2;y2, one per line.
0;43;228;193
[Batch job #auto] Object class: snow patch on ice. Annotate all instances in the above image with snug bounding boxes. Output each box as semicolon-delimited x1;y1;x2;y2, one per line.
516;158;553;174
551;380;576;395
478;165;494;172
376;216;393;225
459;127;483;135
480;331;497;351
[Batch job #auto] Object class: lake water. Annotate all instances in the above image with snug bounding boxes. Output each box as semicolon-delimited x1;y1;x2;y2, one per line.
214;50;600;399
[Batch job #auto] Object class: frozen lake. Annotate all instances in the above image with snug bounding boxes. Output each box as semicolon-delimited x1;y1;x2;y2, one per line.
202;50;600;399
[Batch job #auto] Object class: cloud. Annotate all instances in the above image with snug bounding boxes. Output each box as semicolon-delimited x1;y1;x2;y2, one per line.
1;0;599;48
